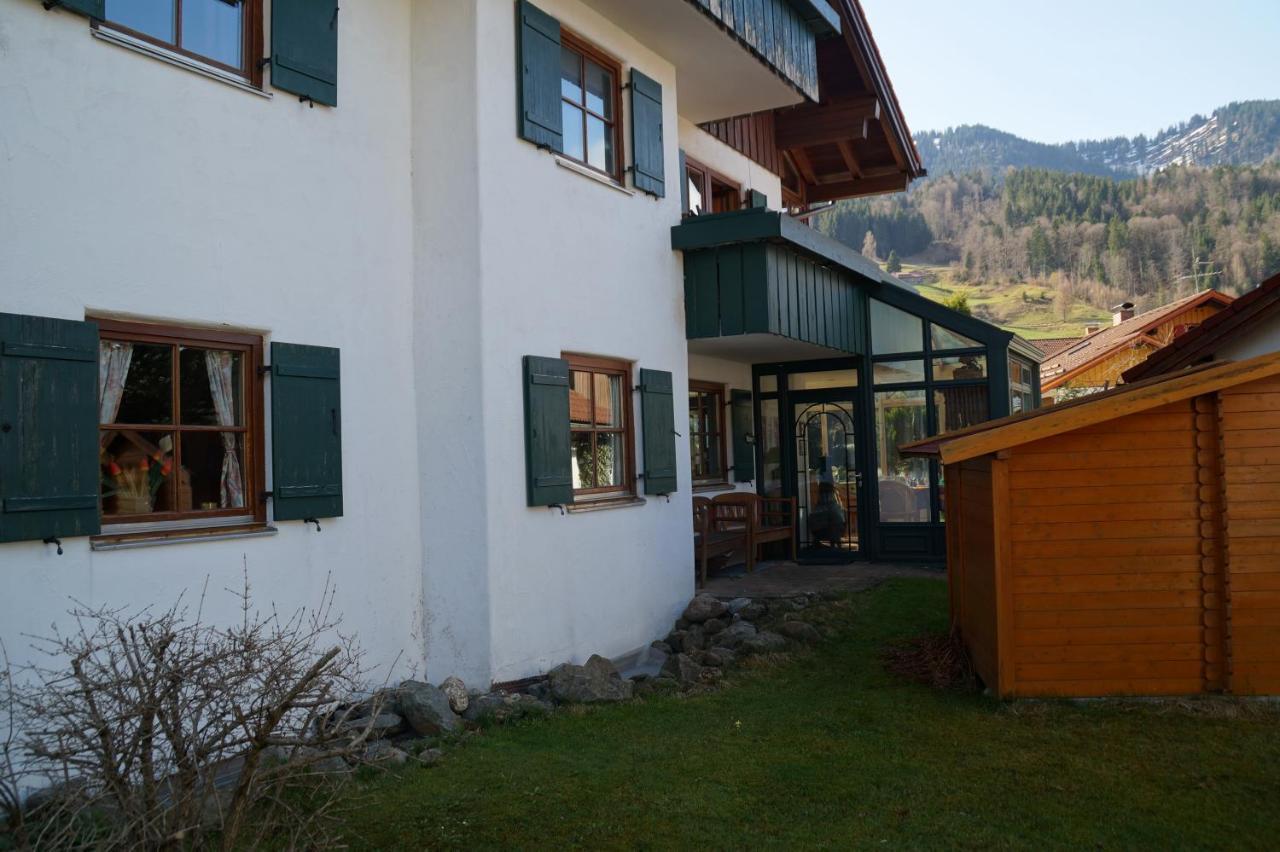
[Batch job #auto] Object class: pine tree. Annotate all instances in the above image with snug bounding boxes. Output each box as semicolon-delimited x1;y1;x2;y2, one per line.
861;230;879;261
885;250;902;273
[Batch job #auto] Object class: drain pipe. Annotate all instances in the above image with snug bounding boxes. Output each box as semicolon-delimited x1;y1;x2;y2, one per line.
789;201;838;221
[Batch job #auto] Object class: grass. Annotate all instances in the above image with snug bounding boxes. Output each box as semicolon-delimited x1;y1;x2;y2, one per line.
339;580;1280;849
895;264;1111;340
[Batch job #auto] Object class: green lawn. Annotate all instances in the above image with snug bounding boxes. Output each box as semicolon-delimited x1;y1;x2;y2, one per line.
340;580;1280;849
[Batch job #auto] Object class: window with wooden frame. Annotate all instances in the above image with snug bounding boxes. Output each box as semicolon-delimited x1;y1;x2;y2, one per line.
683;156;742;216
559;31;623;181
98;0;264;82
96;319;265;529
688;381;727;484
566;354;634;498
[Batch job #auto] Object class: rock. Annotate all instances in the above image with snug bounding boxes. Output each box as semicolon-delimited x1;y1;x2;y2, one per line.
526;680;553;703
547;654;634;704
778;621;822;644
341;712;404;740
701;649;725;667
675;617;691;630
789;596;810;610
682;594;729;623
397;681;462;736
439;676;469;714
741;631;788;655
416;748;444;767
739;602;768;622
726;597;753;614
716;621;758;649
660;653;705;685
684;624;707;652
462;692;518;723
703;618;727;636
634;676;680;697
710;646;737;667
362;740;409;765
650;640;674;655
819;589;844;601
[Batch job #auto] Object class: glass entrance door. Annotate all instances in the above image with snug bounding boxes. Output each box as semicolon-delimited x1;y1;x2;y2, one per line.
792;396;861;562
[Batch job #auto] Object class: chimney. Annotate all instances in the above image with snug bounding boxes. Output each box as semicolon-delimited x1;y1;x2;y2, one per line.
1083;323;1102;335
1111;301;1136;326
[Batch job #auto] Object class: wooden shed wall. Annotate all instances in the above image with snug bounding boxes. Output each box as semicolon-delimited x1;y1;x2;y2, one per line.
1219;376;1280;693
947;457;1000;689
1002;401;1208;697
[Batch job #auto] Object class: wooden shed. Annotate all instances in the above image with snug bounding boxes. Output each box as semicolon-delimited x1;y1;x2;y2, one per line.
902;352;1280;698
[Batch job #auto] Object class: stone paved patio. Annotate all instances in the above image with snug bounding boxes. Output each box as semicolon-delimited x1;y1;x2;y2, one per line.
702;560;944;599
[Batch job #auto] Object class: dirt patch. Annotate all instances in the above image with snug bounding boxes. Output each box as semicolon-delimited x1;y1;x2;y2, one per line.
880;629;977;692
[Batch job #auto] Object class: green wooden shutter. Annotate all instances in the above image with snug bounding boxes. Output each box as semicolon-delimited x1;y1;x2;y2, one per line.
271;342;342;521
630;69;665;197
639;368;677;495
523;356;572;507
678;149;689;214
516;1;563;151
272;0;339;107
730;389;755;483
46;0;104;18
0;313;100;544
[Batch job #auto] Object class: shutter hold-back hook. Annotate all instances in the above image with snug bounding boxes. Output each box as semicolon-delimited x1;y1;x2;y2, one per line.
43;537;63;556
303;517;322;532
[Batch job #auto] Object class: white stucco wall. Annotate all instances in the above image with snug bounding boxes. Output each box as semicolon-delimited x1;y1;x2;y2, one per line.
0;1;424;680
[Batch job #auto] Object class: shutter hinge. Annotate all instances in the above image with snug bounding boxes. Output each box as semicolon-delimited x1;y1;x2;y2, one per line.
261;490;273;501
258;365;272;376
258;57;272;70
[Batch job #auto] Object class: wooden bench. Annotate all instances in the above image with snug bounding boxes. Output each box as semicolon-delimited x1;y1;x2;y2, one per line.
693;496;746;588
711;492;797;573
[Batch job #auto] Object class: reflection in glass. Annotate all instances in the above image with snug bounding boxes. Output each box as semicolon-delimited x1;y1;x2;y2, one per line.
561;104;585;162
560;47;582;101
872;360;925;385
789;369;858;391
115;343;173;425
181;0;243;67
595;432;623;488
794;401;859;555
686;173;704;215
180;348;242;426
874;389;929;523
757;374;778;393
932;355;987;382
930;323;982;350
100;430;176;516
870;299;924;355
569;371;592;426
587;115;612;173
688;389;723;482
584;60;612;118
935;386;989;434
594;373;621;426
571;432;594;489
105;0;176;43
759;398;782;497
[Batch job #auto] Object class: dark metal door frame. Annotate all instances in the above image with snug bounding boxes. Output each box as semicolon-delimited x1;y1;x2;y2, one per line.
785;387;868;563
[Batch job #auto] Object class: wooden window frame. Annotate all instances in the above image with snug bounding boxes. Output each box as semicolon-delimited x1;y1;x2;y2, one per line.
95;0;265;85
96;318;267;529
683;155;742;216
565;353;635;499
559;30;624;183
688;380;728;485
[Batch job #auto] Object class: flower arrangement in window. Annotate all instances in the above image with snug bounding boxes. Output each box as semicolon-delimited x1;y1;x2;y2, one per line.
101;437;175;516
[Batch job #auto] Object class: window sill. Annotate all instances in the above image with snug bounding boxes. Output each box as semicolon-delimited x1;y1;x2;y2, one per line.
566;496;646;514
91;523;277;551
554;156;635;196
693;482;736;494
92;26;271;100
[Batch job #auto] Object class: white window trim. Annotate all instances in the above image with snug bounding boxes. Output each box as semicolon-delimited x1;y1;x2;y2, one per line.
92;25;272;100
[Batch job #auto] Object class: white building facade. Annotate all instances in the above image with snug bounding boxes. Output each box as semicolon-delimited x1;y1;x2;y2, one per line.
3;0;994;687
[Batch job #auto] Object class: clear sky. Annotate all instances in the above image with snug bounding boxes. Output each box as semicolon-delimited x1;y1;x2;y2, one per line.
863;0;1280;144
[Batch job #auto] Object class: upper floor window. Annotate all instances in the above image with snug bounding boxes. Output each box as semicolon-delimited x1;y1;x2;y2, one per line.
103;0;254;75
560;31;622;181
97;319;264;527
684;157;741;216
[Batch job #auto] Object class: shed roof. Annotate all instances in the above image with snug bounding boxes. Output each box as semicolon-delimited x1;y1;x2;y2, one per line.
1039;290;1234;389
901;349;1280;464
1122;272;1280;382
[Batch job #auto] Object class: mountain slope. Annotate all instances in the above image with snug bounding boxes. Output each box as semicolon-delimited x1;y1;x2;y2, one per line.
916;100;1280;179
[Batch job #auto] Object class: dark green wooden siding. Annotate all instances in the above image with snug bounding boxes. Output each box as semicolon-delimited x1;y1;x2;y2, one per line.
685;0;821;100
0;313;101;543
683;243;865;355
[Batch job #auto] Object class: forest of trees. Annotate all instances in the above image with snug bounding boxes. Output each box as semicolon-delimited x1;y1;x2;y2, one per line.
819;162;1280;312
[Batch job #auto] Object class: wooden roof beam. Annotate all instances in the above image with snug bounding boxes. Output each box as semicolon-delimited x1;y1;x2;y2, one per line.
805;172;908;202
775;95;880;150
836;140;863;180
785;148;820;186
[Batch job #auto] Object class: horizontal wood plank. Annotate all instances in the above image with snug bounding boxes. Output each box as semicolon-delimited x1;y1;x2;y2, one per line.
1011;678;1203;698
1014;625;1203;647
1013;573;1201;595
1016;590;1202;612
1017;431;1192;455
1010;449;1195;472
1017;642;1203;664
1012;536;1201;559
1010;519;1199;542
1011;502;1199;525
1012;554;1202;576
1014;607;1203;629
1013;483;1199;507
1009;466;1197;489
1015;659;1202;681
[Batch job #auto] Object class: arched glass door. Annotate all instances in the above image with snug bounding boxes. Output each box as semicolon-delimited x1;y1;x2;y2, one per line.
793;398;861;562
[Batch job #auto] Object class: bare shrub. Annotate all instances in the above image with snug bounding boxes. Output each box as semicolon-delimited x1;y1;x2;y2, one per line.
881;628;977;692
3;573;387;850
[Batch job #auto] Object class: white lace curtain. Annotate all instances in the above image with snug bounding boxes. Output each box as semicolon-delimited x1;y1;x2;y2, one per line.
205;350;246;509
98;341;133;440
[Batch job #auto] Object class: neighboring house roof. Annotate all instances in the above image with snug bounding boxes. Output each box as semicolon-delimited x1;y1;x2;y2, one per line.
1039;290;1235;390
901;350;1280;464
1029;336;1079;358
1123;272;1280;382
